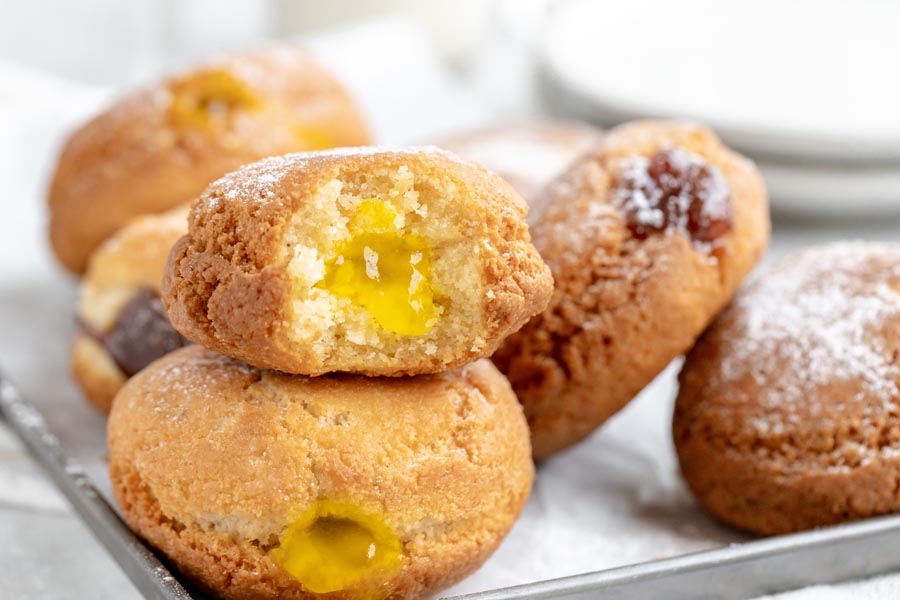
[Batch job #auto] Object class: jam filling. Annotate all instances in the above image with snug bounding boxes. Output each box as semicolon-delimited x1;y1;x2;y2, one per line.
273;500;403;595
318;199;437;336
81;288;189;377
168;69;260;130
613;148;733;246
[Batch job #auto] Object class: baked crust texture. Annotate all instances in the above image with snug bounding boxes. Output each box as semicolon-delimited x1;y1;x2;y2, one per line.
49;45;370;274
163;147;553;376
72;207;189;412
108;346;533;599
494;120;770;458
675;241;900;535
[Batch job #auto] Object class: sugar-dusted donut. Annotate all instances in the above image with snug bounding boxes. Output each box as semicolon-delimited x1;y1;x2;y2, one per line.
71;206;189;412
162;147;552;376
108;346;533;599
494;121;770;458
675;242;900;534
49;46;370;274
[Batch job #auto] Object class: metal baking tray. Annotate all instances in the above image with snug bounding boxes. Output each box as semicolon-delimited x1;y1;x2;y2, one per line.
5;369;900;600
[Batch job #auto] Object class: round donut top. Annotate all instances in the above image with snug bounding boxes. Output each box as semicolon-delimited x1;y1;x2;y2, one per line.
47;45;371;274
83;206;189;291
200;146;462;207
186;145;519;268
58;46;364;168
108;346;532;542
680;241;900;472
532;121;764;264
78;206;189;331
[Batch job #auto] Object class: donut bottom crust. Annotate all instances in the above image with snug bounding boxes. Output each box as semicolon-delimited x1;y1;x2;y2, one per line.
111;459;517;600
70;332;125;414
675;432;900;535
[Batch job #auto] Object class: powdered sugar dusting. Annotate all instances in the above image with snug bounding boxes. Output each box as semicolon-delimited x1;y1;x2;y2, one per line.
612;147;732;250
209;154;296;205
141;349;258;411
717;242;900;416
204;146;458;206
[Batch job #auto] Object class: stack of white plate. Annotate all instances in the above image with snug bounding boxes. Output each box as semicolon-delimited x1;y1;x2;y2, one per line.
538;0;900;217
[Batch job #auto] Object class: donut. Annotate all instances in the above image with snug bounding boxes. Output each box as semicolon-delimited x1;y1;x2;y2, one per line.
435;119;602;209
674;241;900;535
71;206;190;412
49;45;370;274
162;147;553;377
108;346;533;600
493;121;770;459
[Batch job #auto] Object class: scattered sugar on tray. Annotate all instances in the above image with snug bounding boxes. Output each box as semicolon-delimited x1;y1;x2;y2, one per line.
212;147;459;205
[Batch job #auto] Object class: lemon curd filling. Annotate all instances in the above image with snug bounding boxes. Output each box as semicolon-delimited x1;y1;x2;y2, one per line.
292;122;336;151
319;199;437;336
273;500;403;595
168;69;260;130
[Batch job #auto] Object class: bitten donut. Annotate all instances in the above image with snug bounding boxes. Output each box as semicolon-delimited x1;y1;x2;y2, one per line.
435;119;602;207
49;45;370;274
163;147;553;377
71;207;190;413
675;242;900;535
494;121;770;459
108;346;533;600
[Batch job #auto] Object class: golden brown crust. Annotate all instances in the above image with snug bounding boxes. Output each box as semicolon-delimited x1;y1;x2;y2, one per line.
674;242;900;535
71;207;189;412
70;333;126;413
493;120;770;459
108;346;533;599
162;147;553;376
49;45;370;274
435;119;603;204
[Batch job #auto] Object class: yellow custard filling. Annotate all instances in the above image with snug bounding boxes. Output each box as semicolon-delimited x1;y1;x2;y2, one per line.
168;69;260;130
273;500;403;595
319;199;437;336
292;122;336;151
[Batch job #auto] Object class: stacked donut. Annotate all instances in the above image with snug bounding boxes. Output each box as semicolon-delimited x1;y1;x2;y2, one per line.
49;48;554;599
60;46;370;413
108;147;551;599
